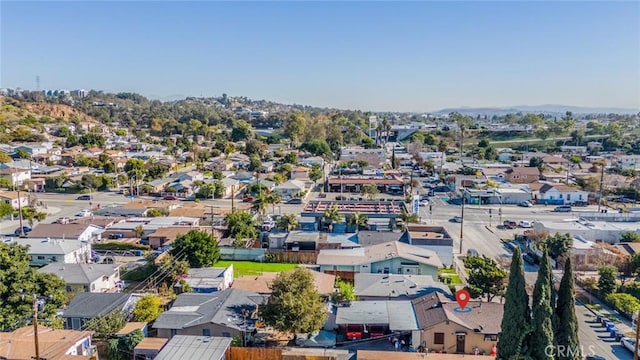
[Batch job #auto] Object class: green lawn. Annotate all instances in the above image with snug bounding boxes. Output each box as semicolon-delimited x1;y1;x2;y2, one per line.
438;268;462;285
215;261;298;278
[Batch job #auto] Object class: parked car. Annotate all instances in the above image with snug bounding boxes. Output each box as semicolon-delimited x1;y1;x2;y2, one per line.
503;220;517;229
451;216;462;223
53;217;70;224
518;201;533;207
553;205;572;212
163;195;178;200
243;196;254;203
466;248;479;257
518;220;533;228
14;226;32;236
286;198;303;204
76;195;93;201
419;199;429;207
522;253;537;265
75;209;92;217
621;337;638;353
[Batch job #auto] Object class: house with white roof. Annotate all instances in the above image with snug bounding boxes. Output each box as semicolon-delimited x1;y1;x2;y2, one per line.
39;263;122;293
273;179;306;199
316;241;442;280
9;237;92;265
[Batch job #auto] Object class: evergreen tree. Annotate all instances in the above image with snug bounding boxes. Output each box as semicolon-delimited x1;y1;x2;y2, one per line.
531;251;555;360
497;247;532;359
555;257;580;360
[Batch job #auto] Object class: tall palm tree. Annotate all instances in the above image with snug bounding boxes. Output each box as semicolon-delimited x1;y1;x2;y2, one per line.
266;193;281;215
252;192;267;215
396;209;419;231
348;211;368;233
382;118;392;144
323;205;343;232
277;213;299;232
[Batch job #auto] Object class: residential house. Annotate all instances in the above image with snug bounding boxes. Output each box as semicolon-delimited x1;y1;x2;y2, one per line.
542;155;569;166
154;336;231;360
147;226;193;249
0;326;96;360
273;179;306;199
174;171;204;183
335;300;420;345
354;273;451;300
220;177;240;198
496;148;514;162
504;166;540;184
290;166;311;180
260;161;275;173
317;241;443;280
615;155;640;170
27;223;104;242
208;156;233;171
175;266;234;293
39;263;122;293
405;225;454;267
301;156;325;167
14;144;50;157
356;231;404;246
134;338;169;360
62;292;141;330
12;237;92;265
412;293;503;355
0;191;29;209
232;269;335;297
532;219;640;244
153;289;267;340
0;167;31;186
559;145;587;155
417;152;445;165
538;183;588;205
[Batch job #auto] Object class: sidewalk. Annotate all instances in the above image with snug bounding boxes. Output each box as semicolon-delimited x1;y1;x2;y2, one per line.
575;286;633;336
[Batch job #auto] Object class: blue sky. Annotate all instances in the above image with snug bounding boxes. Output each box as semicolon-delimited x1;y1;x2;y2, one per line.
1;1;639;112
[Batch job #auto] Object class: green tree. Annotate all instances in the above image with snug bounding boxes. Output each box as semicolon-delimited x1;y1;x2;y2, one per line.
0;150;11;163
124;158;146;183
146;208;168;217
260;268;327;336
529;156;544;171
284;113;306;144
300;139;332;158
462;255;507;302
107;329;144;360
196;183;216;199
20;206;47;227
15;149;30;159
544;233;573;259
605;293;640;316
597;265;617;298
0;243;66;331
225;210;258;239
86;310;126;338
497;247;532;359
323;205;343;232
0;202;14;218
620;231;640;243
170;230;220;268
251;192;268;215
231;120;253;142
348;211;368;233
277;214;299;232
132;295;164;322
555;258;580;360
266;192;281;215
331;278;355;303
360;183;380;200
531;251;555;360
309;164;323;183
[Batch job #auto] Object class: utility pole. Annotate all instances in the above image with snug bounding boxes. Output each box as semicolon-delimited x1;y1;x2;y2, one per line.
231;185;235;213
32;296;41;360
598;161;605;213
459;197;465;255
14;166;25;236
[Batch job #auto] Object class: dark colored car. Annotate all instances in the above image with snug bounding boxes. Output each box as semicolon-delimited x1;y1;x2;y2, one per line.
286;198;303;204
523;253;537;265
163;195;178;200
503;220;517;229
14;226;32;236
76;195;93;200
243;196;254;203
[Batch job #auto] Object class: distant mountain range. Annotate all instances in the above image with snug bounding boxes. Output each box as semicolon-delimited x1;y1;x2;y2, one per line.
433;104;639;116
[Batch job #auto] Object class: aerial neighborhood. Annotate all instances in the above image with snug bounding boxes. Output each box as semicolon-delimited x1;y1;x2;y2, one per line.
1;88;640;360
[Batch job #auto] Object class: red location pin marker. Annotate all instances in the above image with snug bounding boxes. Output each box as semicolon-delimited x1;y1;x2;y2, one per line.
455;289;471;310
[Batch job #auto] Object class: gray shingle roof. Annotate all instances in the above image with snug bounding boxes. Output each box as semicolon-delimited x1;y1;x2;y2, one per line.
38;263;119;285
62;292;132;318
153;289;266;331
335;300;418;331
354;273;451;299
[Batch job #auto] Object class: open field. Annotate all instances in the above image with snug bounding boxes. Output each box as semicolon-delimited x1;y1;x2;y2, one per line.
215;260;298;277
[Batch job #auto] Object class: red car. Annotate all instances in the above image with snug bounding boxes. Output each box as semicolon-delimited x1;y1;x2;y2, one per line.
242;196;254;203
163;195;178;200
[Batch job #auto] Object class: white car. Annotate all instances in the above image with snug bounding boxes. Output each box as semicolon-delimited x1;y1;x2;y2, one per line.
518;220;533;228
75;209;93;217
451;216;462;223
621;337;637;353
419;199;429;207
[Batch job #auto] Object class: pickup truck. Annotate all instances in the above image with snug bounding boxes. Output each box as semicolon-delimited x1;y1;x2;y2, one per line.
346;325;363;340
